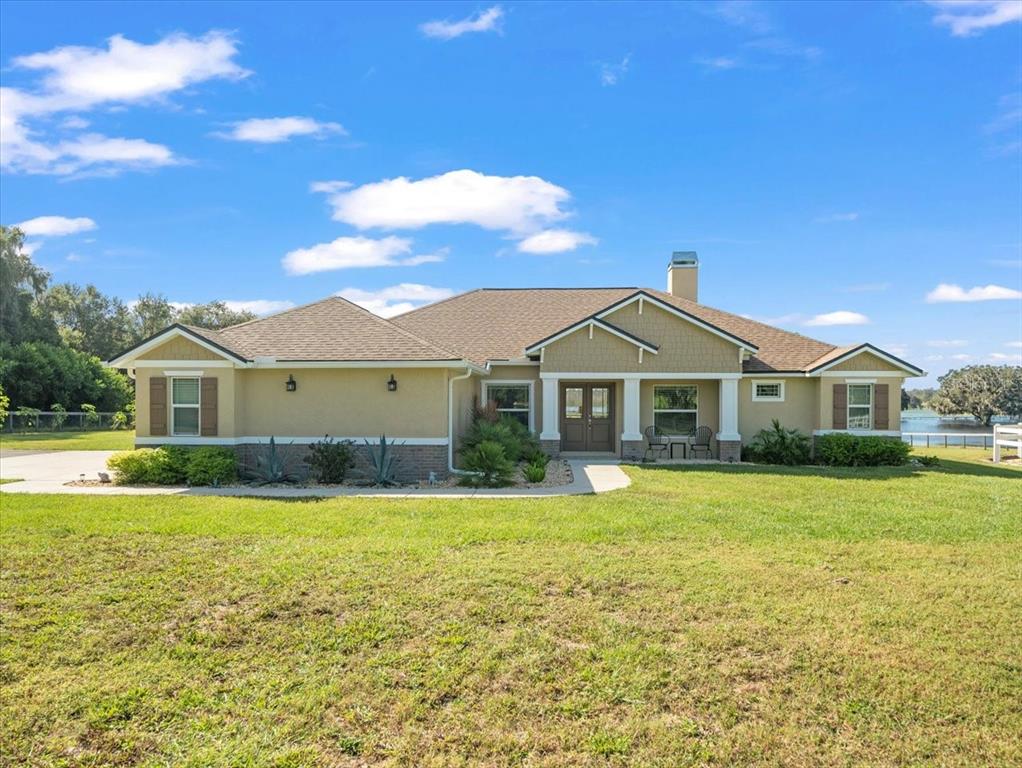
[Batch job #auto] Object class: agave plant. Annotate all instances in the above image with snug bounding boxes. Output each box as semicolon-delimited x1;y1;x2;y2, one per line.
247;436;304;485
365;434;403;486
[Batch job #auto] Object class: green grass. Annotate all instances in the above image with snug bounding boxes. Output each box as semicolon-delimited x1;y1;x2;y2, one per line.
1;454;1019;766
0;429;134;451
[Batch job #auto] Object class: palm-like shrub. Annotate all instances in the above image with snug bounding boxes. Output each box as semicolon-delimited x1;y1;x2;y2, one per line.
747;419;811;465
460;440;515;487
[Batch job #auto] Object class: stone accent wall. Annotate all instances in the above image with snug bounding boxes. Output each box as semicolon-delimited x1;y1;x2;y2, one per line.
621;439;645;462
233;441;449;483
717;439;742;463
540;439;561;458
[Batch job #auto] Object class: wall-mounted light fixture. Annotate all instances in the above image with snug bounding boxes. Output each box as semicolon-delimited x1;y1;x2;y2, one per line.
286;374;297;392
387;374;398;392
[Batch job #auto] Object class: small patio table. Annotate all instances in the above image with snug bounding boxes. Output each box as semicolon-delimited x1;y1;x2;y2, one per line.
669;437;690;459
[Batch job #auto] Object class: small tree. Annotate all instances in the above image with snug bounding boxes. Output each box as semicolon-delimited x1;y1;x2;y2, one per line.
50;403;68;431
931;365;1022;425
81;403;100;429
0;385;9;427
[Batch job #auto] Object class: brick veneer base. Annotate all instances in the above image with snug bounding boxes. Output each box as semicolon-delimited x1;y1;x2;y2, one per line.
232;442;448;483
717;440;742;463
621;439;645;462
540;439;561;458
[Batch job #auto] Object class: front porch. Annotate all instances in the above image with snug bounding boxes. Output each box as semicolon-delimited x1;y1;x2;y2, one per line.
537;373;743;462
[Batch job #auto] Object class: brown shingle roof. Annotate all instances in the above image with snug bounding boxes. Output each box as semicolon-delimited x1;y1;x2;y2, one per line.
197;297;462;361
391;287;840;372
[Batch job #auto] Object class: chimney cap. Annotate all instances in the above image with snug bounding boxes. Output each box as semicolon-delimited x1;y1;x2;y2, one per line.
670;251;698;267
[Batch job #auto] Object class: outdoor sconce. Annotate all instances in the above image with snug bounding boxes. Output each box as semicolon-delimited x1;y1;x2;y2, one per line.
387;374;398;392
286;374;297;392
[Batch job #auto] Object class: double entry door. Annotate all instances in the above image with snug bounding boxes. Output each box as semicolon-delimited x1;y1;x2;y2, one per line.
560;383;615;452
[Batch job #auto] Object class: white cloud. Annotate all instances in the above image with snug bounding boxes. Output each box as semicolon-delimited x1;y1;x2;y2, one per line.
1006;341;1022;348
600;55;631;86
2;31;247;175
805;310;870;326
989;351;1019;361
928;1;1022;36
927;339;970;348
322;169;572;235
310;180;352;194
337;283;454;317
282;236;446;275
420;6;504;40
217;116;346;143
925;283;1022;302
950;353;973;361
815;212;859;223
223;299;295;316
694;55;740;70
15;215;96;237
517;229;598;254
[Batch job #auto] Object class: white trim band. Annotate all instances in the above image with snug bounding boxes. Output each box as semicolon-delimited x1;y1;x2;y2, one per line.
540;372;742;380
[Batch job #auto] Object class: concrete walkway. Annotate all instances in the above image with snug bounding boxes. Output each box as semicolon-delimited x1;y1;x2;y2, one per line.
0;450;630;497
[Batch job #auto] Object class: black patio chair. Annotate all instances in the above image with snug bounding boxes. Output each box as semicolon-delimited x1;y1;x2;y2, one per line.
690;426;714;459
643;425;669;462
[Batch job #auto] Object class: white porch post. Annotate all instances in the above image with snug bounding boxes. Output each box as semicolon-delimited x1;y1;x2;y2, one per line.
622;378;642;441
540;377;560;441
718;377;740;442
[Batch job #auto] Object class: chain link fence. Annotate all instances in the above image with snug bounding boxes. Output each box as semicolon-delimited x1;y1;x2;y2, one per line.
3;410;130;433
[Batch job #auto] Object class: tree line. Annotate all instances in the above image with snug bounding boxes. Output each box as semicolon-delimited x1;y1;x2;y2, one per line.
1;225;257;414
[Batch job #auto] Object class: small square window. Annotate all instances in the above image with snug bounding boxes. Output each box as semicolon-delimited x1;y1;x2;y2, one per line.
752;381;785;402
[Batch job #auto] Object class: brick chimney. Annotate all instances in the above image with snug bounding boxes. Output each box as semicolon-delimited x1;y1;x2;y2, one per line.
666;251;698;302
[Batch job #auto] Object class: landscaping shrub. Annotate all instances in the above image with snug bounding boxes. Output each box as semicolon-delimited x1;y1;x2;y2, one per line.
304;436;356;483
460;440;515;487
746;419;811;465
816;433;910;467
523;462;546;483
461;414;540;463
245;436;306;485
107;446;235;485
184;447;237;486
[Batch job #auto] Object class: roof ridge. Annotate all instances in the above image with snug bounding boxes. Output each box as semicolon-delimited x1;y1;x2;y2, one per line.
332;295;464;359
217;295;340;332
389;287;484;319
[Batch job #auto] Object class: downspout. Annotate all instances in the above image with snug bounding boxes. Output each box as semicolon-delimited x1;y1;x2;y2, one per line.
448;366;474;475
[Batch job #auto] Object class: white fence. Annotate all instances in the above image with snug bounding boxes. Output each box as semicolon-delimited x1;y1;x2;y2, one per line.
902;432;996;449
993;424;1022;464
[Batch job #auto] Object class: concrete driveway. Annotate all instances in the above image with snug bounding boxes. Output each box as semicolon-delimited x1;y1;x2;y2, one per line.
1;450;117;488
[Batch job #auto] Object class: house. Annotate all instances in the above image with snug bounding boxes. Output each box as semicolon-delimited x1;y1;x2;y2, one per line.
108;253;924;479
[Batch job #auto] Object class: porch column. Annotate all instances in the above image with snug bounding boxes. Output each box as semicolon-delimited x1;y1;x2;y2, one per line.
717;377;742;462
621;377;644;461
540;377;560;456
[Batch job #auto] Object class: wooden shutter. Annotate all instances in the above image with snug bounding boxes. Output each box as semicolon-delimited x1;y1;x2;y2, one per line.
832;384;847;430
873;384;889;430
200;377;218;436
149;377;167;436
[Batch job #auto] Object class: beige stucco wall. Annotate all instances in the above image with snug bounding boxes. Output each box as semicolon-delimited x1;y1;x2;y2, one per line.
541;301;741;374
827;352;906;373
138;336;225;361
235;368;449;438
739;377;819;441
818;376;904;431
135;366;238;437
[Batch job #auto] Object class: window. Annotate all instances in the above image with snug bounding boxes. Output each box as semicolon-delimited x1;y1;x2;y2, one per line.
847;384;872;429
752;381;785;402
653;385;698;435
172;377;200;436
484;382;532;428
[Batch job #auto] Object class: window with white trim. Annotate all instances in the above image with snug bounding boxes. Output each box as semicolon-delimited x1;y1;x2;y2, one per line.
484;382;532;428
847;384;872;429
752;381;785;402
171;377;200;436
653;385;698;435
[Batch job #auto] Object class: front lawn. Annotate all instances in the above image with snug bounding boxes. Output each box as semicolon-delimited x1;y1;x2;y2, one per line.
0;429;134;451
1;459;1019;765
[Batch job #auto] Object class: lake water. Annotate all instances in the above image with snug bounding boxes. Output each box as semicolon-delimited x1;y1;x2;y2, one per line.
900;409;1011;447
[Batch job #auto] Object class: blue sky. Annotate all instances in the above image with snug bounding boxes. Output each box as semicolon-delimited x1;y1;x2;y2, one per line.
2;0;1020;384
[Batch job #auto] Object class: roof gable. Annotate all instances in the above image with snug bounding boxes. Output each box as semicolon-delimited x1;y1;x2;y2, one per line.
807;344;924;376
108;324;248;367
